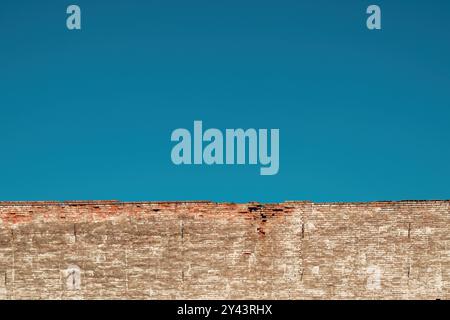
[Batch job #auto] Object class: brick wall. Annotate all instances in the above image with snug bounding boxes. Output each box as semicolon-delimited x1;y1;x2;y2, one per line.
0;200;448;299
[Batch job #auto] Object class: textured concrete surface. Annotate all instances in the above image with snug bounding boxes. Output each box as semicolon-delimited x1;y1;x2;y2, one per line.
0;200;449;300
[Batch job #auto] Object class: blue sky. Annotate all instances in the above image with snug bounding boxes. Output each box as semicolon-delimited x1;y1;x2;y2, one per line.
0;0;449;202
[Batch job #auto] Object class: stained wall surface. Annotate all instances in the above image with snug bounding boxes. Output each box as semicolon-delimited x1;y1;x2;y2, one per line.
0;200;448;300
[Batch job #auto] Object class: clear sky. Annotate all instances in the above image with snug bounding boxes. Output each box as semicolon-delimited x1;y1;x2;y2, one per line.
1;0;449;202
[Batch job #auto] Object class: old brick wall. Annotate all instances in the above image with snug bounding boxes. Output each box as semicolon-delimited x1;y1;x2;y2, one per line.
0;200;448;300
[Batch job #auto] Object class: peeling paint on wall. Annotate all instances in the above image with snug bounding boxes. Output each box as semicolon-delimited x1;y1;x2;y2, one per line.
0;200;449;300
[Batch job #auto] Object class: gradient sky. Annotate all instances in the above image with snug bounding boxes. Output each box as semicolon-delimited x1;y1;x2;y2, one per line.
1;0;449;202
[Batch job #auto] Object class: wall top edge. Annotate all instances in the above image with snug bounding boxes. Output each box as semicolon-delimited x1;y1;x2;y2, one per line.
0;200;449;207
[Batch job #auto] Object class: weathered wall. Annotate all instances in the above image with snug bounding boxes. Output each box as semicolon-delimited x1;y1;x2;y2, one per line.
0;200;449;300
